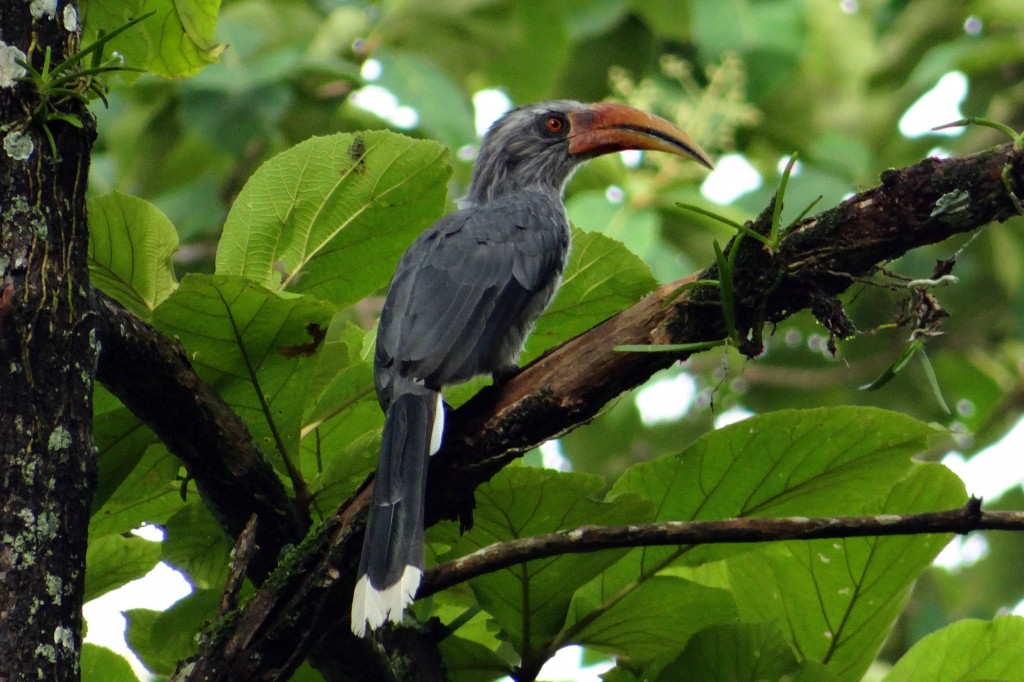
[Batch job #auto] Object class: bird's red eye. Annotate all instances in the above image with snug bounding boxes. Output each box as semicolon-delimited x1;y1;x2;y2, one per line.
545;116;565;133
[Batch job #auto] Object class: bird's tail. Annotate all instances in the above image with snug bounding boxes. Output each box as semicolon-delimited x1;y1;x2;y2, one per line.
351;384;444;636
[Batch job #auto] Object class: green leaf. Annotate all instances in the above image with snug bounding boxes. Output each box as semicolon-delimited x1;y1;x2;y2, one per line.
80;0;224;79
88;191;179;320
81;644;140;682
92;406;158;513
288;661;328;682
85;533;162;602
653;622;837;682
524;227;658;362
162;502;232;589
566;191;679;281
568;576;737;663
429;467;654;660
153;274;334;479
600;667;642;682
215;131;449;307
90;443;184;539
303;320;377;441
125;589;219;675
559;407;944;668
883;616;1024;681
302;320;382;511
916;344;951;414
712;238;737;341
611;406;942;523
728;463;966;680
438;635;514;682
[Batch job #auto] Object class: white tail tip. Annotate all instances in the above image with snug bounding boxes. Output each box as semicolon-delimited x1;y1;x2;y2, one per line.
351;566;422;637
430;392;445;455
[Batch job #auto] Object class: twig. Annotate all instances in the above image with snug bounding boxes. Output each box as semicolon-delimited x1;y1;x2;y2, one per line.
421;498;1020;595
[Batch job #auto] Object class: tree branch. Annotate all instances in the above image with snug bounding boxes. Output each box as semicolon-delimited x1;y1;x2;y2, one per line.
113;141;1022;680
93;291;308;583
421;498;1024;595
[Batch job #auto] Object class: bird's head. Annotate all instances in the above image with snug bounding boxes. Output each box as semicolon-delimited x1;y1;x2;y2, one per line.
465;100;713;205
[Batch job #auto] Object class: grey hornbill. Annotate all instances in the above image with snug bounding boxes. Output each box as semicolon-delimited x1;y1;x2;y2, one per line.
352;100;713;635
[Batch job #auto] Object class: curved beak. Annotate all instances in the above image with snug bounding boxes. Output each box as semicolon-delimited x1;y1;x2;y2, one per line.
567;102;714;170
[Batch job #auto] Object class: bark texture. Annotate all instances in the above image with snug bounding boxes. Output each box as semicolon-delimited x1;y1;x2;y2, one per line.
0;3;96;679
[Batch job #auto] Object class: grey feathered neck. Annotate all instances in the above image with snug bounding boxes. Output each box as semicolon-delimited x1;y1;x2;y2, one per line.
463;100;586;207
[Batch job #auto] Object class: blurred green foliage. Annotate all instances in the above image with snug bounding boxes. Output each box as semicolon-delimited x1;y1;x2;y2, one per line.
79;0;1024;680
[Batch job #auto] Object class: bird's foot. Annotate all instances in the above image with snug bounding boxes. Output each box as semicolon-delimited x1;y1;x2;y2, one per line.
492;365;520;387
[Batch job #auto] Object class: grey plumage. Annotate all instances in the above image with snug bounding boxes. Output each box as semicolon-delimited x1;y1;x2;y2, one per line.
374;189;570;403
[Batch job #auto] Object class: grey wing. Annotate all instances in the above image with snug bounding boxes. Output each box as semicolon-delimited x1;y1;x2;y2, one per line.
375;193;569;406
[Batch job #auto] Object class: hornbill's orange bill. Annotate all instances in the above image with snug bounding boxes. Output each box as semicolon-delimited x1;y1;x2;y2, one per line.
567;102;714;169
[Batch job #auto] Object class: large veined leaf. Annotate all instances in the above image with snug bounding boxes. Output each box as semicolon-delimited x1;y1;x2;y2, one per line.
152;274;335;477
429;467;654;660
566;190;681;282
88;191;179;320
568;575;737;663
728;463;966;680
653;622;837;682
883;616;1024;681
523;227;658;362
610;406;942;523
79;0;223;79
216;131;450;307
558;407;945;668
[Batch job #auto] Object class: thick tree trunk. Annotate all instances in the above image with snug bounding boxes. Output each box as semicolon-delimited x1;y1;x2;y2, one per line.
0;3;96;680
